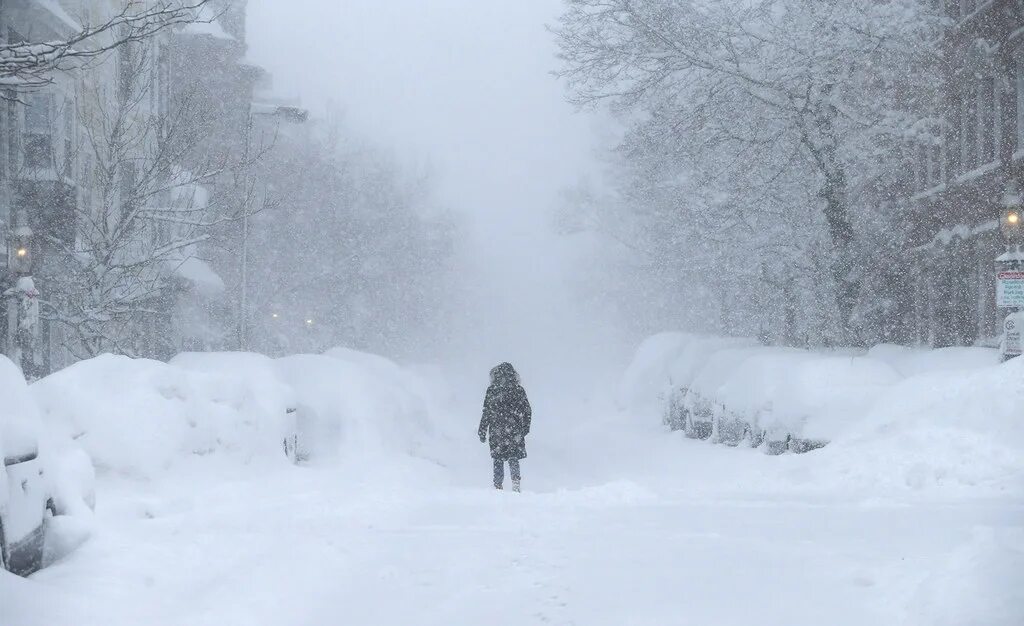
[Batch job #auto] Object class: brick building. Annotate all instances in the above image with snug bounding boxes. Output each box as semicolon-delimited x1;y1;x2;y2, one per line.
909;0;1024;346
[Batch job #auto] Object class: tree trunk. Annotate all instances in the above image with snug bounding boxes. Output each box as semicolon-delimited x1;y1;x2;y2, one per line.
811;92;859;343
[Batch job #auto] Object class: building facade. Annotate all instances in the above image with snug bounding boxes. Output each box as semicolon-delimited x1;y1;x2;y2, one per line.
0;0;258;375
909;0;1024;346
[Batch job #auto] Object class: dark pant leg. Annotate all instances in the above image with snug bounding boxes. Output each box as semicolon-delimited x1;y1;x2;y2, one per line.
509;459;521;482
493;459;504;488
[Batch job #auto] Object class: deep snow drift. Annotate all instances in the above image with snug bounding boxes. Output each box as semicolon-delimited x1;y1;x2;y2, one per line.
2;341;1022;626
621;333;1024;496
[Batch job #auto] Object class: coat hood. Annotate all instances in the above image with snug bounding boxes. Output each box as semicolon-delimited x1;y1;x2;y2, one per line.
489;362;520;387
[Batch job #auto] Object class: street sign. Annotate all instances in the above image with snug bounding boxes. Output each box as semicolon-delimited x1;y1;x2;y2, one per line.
1002;312;1024;361
997;270;1024;307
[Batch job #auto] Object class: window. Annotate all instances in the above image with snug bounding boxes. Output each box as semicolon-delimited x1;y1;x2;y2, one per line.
1016;54;1024;153
977;74;997;164
960;90;977;172
916;133;944;191
7;94;18;176
916;144;928;190
928;142;943;187
955;72;998;173
23;93;53;169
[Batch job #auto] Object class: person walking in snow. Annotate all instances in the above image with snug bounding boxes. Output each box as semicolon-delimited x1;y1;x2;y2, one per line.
478;362;532;492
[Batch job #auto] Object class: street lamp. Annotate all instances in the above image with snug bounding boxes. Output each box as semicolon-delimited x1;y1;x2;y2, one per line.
5;209;40;376
1001;183;1023;242
7;214;33;276
1002;206;1023;241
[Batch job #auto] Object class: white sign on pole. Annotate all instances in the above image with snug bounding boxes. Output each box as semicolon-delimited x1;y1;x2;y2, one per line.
997;270;1024;308
1002;312;1024;361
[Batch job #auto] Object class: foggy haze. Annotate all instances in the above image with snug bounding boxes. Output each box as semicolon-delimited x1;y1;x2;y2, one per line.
248;0;622;388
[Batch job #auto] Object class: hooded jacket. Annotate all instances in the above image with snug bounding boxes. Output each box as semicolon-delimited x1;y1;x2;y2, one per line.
478;363;532;461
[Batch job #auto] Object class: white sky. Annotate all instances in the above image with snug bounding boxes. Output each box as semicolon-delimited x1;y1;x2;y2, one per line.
246;0;620;388
247;0;598;227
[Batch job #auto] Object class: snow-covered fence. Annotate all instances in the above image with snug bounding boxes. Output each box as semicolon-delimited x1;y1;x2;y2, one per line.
621;333;1003;455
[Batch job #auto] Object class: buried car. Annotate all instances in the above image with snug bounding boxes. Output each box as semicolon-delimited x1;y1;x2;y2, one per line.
0;357;94;576
0;420;54;576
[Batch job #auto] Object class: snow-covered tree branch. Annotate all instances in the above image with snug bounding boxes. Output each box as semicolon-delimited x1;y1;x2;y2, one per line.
0;1;215;87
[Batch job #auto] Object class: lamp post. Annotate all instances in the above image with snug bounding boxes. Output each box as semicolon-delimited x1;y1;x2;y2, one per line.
5;209;40;376
996;184;1024;361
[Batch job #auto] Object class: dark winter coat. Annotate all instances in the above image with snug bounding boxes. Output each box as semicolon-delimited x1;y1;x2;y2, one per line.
478;367;532;461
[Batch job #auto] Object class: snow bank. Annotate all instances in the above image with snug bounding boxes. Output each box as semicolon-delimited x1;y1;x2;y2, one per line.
32;354;293;479
815;355;1024;493
0;357;41;462
623;334;1023;493
617;333;754;413
30;348;449;480
273;351;436;463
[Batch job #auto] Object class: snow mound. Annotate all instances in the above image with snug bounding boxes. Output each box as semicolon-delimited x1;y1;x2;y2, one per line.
618;333;754;413
624;334;1022;494
818;356;1024;494
2;355;96;559
275;351;438;463
31;348;450;480
32;354;295;478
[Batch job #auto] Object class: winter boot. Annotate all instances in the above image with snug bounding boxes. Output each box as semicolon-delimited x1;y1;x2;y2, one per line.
494;483;503;490
511;479;521;493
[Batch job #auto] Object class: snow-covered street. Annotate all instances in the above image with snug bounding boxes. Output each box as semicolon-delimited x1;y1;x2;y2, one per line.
5;2;1024;623
5;398;1023;626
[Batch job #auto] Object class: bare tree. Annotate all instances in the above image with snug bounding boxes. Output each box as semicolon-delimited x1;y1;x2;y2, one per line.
42;37;259;358
0;1;215;87
553;0;940;342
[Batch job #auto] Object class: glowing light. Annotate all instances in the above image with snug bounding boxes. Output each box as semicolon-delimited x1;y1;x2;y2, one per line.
15;248;27;258
305;319;313;325
1009;212;1021;225
271;313;279;319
